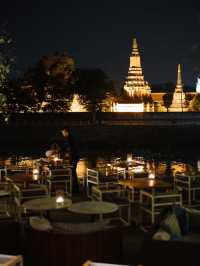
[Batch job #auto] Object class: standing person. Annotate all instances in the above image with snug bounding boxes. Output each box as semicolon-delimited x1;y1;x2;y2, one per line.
59;127;80;194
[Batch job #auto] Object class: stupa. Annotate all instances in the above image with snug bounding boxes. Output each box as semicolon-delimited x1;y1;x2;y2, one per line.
169;64;187;112
123;38;151;97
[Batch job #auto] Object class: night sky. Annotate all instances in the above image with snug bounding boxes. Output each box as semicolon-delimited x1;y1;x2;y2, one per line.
1;2;200;90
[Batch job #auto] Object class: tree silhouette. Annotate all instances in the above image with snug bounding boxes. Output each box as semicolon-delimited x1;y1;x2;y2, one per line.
74;68;115;112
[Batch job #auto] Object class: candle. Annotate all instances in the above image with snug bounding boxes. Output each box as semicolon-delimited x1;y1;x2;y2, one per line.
33;168;39;175
148;172;155;179
56;196;64;206
33;174;39;181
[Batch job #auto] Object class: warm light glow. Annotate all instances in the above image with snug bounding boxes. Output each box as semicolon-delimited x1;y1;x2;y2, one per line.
133;165;144;173
77;159;88;178
32;168;39;180
33;174;39;181
70;94;86;112
149;179;155;187
33;168;39;175
148;172;155;179
171;162;187;175
53;156;60;162
113;103;144;112
127;153;133;163
56;196;64;204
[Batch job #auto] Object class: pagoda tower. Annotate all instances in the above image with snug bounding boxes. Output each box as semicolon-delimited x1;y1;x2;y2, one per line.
123;38;151;97
169;64;187;112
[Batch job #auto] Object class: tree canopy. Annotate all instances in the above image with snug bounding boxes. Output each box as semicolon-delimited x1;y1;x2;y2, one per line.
0;32;12;113
7;52;116;112
8;52;75;112
74;68;115;112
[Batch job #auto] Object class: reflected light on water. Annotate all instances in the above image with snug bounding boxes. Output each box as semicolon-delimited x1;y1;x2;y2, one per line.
149;179;155;187
76;159;88;178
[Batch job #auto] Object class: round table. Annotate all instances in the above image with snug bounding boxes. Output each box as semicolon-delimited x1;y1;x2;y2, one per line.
68;201;119;221
22;197;72;212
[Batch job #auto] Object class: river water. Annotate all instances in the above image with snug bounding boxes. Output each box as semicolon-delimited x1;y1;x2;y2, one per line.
1;146;200;179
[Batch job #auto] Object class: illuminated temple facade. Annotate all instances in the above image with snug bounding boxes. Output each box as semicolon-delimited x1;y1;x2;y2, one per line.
123;38;151;97
169;64;187;112
113;38;197;112
113;38;151;112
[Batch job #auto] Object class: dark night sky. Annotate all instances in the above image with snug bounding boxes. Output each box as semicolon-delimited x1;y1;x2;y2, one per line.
1;1;200;90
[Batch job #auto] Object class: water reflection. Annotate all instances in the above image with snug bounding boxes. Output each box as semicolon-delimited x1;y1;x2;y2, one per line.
76;154;200;180
1;151;200;180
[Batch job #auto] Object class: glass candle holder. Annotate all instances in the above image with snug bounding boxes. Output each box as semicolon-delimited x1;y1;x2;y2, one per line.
56;195;64;206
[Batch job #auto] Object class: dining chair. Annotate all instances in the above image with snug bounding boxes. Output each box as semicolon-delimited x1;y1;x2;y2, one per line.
140;189;182;224
174;174;200;207
0;182;12;217
86;168;120;198
12;183;48;220
47;168;72;197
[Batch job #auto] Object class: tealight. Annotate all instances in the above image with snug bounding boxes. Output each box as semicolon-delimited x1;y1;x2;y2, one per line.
33;174;39;181
148;173;155;179
53;156;59;162
33;168;39;175
127;153;133;163
56;196;64;204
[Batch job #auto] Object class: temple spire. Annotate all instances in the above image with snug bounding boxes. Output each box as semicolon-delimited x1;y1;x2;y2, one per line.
176;64;183;91
123;38;151;97
132;38;139;55
169;64;187;112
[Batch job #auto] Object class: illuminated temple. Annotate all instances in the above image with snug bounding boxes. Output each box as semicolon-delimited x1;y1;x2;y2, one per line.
123;38;151;97
113;38;151;112
113;38;197;112
169;64;187;112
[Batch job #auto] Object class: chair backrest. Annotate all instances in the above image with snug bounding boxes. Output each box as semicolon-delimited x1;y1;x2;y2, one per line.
13;183;48;205
7;166;32;174
87;169;99;185
48;168;72;181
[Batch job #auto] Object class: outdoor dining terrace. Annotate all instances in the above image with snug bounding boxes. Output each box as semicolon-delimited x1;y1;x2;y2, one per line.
1;153;200;265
